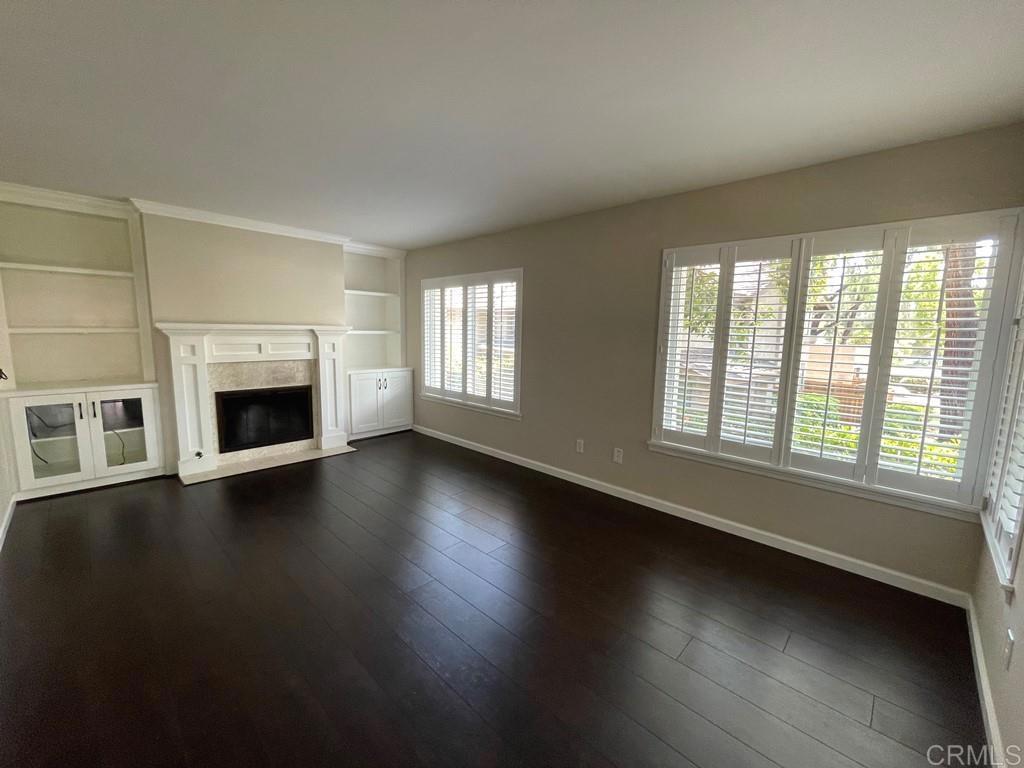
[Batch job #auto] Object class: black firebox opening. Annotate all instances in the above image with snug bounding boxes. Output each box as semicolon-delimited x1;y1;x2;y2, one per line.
215;385;314;454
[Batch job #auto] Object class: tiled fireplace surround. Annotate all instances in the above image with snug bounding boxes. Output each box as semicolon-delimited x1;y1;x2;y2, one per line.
157;323;351;483
208;360;316;465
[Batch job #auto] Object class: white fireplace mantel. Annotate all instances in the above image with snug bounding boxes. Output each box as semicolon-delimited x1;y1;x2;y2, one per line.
156;322;352;479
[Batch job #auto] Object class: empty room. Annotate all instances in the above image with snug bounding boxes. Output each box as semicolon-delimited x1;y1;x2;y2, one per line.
2;2;1023;766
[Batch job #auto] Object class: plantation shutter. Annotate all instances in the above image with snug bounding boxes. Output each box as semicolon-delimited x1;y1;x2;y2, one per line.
423;287;442;392
490;281;518;404
421;269;522;414
988;315;1024;582
656;247;722;450
466;284;490;399
875;221;1002;500
719;241;796;462
984;217;1024;584
443;286;464;393
788;235;885;479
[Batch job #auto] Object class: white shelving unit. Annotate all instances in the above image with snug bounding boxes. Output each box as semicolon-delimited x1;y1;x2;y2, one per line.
0;183;156;391
0;182;163;499
343;245;406;372
343;244;411;437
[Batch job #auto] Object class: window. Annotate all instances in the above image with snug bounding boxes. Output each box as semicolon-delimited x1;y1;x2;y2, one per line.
653;210;1022;509
985;224;1024;585
421;269;522;414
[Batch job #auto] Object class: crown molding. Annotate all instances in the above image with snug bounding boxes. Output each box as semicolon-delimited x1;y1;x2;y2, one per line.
131;198;352;246
0;183;405;254
345;240;407;259
0;181;132;219
155;321;352;335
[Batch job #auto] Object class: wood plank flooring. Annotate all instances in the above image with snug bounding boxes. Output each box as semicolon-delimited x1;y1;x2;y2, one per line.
0;431;987;767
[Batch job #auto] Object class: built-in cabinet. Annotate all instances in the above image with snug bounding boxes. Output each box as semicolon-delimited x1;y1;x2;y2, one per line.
8;384;161;492
0;183;162;499
349;368;413;438
343;244;412;437
343;247;405;372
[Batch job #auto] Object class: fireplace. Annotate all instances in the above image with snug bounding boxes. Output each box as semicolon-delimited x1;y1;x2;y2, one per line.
215;385;314;454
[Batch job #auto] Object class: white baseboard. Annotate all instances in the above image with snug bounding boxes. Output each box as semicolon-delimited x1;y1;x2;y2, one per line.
413;425;970;608
967;597;1004;759
12;468;167;501
0;494;14;555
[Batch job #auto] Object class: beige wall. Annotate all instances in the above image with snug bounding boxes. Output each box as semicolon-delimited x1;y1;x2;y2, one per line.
407;121;1024;749
972;551;1023;757
141;215;346;461
143;215;346;325
408;122;1024;590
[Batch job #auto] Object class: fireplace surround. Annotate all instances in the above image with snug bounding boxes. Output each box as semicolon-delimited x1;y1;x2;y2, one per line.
156;322;351;482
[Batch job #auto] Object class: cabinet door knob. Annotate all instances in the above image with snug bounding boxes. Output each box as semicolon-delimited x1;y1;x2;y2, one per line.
91;401;97;418
78;402;84;420
384;378;388;389
378;378;382;390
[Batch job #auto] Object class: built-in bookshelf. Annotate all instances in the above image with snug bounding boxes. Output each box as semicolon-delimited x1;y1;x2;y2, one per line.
343;246;405;371
0;184;155;392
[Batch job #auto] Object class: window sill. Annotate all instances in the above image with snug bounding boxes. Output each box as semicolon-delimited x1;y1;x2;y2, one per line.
647;439;981;524
419;392;521;420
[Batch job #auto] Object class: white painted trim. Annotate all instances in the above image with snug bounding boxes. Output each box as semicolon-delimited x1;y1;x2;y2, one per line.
0;381;157;399
10;467;167;501
345;289;400;298
966;597;1004;760
131;198;352;245
7;327;139;335
156;322;351;334
0;181;131;218
0;493;15;555
345;241;407;259
349;425;414;441
413;424;970;607
0;261;135;279
316;330;348;447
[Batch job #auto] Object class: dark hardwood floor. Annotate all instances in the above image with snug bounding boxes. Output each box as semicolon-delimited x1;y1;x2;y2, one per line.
0;431;986;767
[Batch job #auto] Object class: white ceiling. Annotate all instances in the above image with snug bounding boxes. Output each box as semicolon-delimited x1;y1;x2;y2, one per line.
2;1;1023;250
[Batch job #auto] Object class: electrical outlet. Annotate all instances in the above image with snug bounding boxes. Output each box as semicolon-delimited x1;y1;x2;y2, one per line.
576;438;585;454
1004;629;1015;670
613;447;623;464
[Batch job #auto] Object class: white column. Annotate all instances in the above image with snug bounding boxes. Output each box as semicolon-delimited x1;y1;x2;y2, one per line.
166;332;217;476
315;330;349;449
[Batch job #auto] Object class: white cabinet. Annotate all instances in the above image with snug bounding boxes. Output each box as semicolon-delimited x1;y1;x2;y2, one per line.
381;369;413;429
349;368;413;437
9;385;161;492
350;371;385;434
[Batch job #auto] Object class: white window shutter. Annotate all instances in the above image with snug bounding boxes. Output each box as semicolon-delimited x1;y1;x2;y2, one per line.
421;269;522;414
423;288;442;391
790;247;884;477
466;284;489;398
719;243;794;462
662;259;720;440
490;281;517;403
443;286;464;393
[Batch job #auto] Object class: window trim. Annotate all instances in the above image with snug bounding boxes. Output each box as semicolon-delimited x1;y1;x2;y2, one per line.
651;208;1023;518
421;268;523;416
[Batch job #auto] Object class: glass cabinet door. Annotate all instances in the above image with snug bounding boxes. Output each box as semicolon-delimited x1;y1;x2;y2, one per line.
87;388;159;477
11;393;94;489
